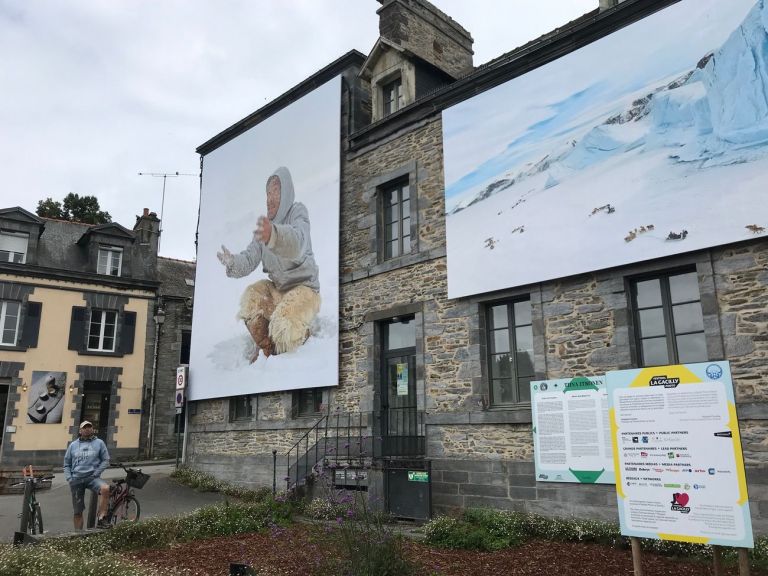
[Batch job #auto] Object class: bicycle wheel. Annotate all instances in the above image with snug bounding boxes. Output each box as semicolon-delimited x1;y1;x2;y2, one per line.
111;495;140;525
29;503;43;535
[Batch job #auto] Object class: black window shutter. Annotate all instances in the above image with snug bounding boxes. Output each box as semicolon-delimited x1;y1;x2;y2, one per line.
68;307;87;351
119;311;136;354
19;301;42;348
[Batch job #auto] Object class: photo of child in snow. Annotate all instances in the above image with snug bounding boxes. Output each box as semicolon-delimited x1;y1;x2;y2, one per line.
189;77;340;401
217;167;320;363
27;371;66;424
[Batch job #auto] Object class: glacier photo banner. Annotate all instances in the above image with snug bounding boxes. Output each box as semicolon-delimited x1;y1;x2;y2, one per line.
531;376;615;484
189;78;340;401
607;361;753;547
442;0;768;299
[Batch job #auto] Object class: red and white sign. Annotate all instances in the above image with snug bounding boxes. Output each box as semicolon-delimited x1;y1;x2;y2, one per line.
176;366;187;391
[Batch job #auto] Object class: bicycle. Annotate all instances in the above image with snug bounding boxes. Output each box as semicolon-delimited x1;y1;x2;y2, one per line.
104;464;150;526
12;465;54;535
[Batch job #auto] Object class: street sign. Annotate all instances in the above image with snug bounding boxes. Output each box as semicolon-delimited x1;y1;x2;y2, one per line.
174;389;185;409
176;366;187;390
407;471;429;482
175;407;183;415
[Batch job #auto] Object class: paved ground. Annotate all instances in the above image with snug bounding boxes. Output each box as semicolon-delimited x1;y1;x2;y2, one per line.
0;463;226;542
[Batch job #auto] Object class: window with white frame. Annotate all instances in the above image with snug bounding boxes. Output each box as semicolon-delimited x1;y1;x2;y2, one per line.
0;300;21;346
0;231;29;264
97;247;122;276
87;309;118;352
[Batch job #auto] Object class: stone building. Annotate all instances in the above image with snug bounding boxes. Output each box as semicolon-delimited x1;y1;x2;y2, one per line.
186;0;768;531
142;256;195;460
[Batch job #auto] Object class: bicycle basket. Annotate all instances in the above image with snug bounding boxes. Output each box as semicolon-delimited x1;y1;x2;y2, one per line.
125;469;150;489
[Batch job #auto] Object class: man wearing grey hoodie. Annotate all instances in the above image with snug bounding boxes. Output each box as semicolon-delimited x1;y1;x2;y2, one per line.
217;167;321;362
64;421;111;529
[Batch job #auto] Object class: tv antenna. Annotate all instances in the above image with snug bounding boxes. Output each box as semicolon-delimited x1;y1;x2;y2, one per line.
138;171;196;251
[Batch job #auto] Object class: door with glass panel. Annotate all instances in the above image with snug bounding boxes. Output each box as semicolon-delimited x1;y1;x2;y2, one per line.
380;318;417;454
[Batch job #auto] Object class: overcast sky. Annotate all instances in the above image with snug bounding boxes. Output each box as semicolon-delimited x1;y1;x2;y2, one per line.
0;0;596;261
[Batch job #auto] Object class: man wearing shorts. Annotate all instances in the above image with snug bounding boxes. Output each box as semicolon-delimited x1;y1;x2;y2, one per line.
64;421;111;529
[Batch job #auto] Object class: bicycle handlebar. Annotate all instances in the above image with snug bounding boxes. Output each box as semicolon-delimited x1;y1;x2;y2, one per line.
9;475;55;487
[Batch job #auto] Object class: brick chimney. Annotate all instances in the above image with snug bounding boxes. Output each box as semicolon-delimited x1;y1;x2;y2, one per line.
376;0;474;79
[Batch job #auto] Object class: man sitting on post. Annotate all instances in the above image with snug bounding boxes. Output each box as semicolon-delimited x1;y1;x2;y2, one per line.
64;421;111;529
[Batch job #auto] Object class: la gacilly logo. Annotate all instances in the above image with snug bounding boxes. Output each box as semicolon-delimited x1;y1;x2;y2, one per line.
671;492;691;514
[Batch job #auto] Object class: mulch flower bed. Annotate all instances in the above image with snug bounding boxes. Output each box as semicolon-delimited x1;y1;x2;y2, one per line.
126;524;765;576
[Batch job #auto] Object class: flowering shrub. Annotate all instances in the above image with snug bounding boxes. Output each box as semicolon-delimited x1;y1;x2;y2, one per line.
307;458;415;575
425;508;768;568
171;466;273;503
0;545;160;576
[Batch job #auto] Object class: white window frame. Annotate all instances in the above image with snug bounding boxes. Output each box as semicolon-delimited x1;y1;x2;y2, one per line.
97;246;123;277
87;309;118;352
0;231;29;264
0;300;21;346
382;76;404;117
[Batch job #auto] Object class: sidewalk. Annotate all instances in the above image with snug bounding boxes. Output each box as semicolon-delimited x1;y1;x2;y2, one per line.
0;462;226;542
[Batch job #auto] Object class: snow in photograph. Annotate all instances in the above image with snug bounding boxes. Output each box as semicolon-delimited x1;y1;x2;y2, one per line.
443;0;768;298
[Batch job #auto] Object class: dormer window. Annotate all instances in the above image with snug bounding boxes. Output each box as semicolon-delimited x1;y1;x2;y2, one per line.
0;231;29;263
382;77;404;117
97;246;122;277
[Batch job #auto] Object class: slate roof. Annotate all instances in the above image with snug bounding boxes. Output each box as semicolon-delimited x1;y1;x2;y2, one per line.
157;257;196;298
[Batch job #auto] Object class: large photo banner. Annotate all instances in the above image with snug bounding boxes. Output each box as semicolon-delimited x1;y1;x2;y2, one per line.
607;361;753;547
189;78;341;401
531;376;614;484
442;0;768;298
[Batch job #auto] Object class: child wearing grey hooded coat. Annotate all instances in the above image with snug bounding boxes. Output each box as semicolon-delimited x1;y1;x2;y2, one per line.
217;167;321;362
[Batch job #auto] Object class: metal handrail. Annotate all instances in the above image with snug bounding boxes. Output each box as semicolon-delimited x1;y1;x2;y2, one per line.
284;409;426;490
284;414;327;490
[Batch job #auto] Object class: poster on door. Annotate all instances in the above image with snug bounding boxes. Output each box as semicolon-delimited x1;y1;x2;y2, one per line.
396;363;409;396
27;371;66;424
607;361;753;547
531;376;614;484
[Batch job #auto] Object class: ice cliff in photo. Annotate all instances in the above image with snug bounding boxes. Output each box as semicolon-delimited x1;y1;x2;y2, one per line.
452;0;768;214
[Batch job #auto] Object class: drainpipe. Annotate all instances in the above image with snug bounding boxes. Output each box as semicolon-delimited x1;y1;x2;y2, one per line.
146;305;165;459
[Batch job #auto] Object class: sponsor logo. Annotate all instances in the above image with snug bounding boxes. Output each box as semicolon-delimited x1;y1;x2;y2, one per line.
640;452;648;458
625;467;638;471
538;474;549;480
693;484;706;490
650;375;680;388
632;436;639;443
642;436;649;443
684;483;691;490
540;383;548;391
714;431;732;438
706;364;723;380
664;483;681;488
650;482;663;487
668;452;675;459
654;468;664;473
671;493;691;514
708;468;716;475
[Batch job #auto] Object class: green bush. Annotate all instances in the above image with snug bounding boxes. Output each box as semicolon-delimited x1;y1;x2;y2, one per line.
171;465;275;503
424;510;524;551
424;508;768;568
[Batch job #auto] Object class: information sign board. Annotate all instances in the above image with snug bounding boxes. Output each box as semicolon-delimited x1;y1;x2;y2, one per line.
531;377;614;484
607;361;753;547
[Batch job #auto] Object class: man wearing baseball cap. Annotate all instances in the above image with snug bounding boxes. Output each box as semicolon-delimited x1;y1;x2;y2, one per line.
63;421;111;529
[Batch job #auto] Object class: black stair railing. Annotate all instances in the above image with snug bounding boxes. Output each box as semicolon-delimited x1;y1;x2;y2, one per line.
285;414;327;490
284;409;426;490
